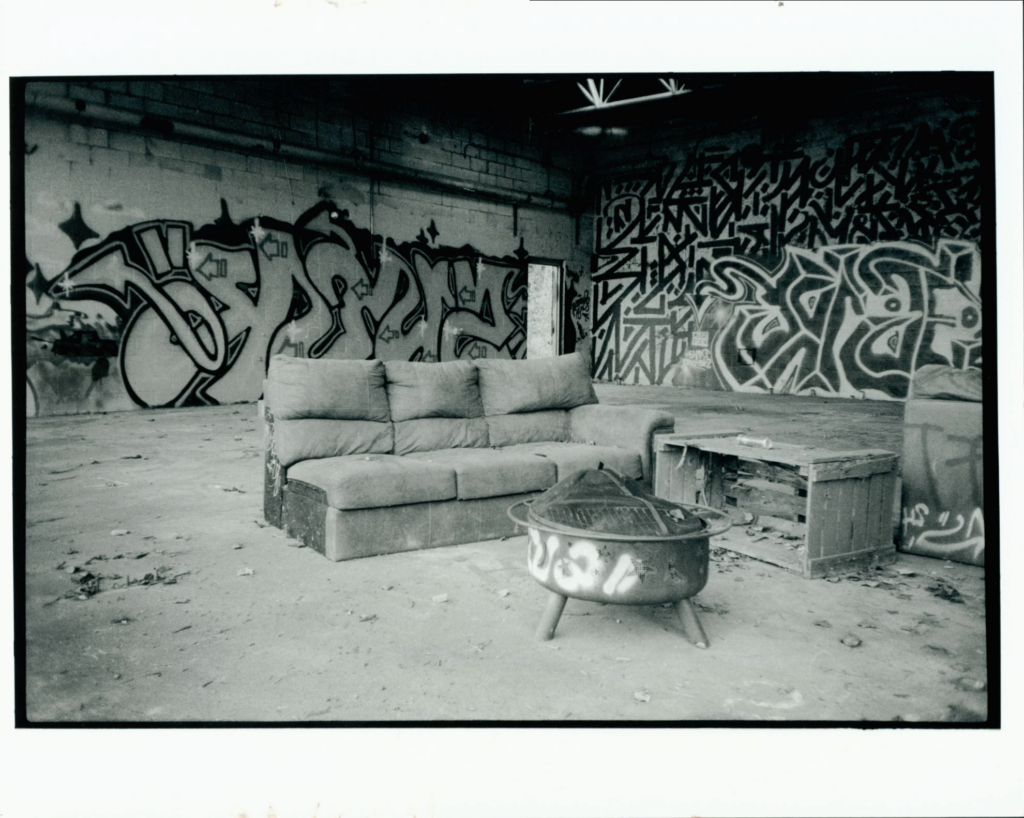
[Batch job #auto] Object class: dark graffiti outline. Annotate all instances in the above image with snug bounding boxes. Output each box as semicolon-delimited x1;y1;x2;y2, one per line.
32;200;531;412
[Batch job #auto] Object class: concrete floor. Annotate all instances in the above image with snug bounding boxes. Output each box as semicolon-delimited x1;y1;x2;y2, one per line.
22;385;989;722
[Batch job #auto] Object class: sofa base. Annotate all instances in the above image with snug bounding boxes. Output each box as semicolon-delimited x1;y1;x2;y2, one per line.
282;483;543;561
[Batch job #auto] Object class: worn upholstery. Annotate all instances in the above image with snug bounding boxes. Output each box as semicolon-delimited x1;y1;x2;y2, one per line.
392;417;490;455
273;418;393;469
476;351;597;416
501;441;642;481
568;404;675;480
286;454;457;509
266;356;390;422
485;410;571;447
285;492;544;561
407;447;557;499
384;359;483;421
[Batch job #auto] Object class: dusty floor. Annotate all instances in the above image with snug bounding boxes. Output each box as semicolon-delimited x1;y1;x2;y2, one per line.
22;385;989;722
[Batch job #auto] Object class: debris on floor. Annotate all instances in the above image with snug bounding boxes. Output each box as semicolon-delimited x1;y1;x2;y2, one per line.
926;577;965;604
633;690;651;704
126;567;188;587
432;593;449;604
841;634;863;648
110;529;130;536
237;567;255;577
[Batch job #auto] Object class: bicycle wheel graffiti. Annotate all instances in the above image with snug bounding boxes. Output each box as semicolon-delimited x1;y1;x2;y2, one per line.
27;201;529;415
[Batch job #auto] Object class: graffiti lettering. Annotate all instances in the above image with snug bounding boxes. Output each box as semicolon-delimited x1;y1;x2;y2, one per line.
592;117;982;397
26;200;530;415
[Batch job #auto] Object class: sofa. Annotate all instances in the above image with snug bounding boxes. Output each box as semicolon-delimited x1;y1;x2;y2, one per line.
261;351;676;561
899;365;985;566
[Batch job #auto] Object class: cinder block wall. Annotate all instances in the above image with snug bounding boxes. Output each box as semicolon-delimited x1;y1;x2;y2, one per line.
590;84;984;400
24;79;594;416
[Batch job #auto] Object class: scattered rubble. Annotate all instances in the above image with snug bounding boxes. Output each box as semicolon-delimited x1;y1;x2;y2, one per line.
840;634;863;648
432;593;449;604
110;529;130;536
237;567;255;577
926;578;964;604
633;690;651;704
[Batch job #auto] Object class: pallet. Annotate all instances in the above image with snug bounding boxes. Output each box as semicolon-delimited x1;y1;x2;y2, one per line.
654;432;898;578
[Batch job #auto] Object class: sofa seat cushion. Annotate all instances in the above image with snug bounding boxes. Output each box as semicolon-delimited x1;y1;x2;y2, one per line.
502;442;642;481
476;352;598;415
384;360;484;421
406;447;558;500
266;356;390;422
285;454;456;510
485;410;570;447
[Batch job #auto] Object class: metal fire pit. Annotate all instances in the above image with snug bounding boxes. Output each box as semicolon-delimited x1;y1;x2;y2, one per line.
508;468;730;648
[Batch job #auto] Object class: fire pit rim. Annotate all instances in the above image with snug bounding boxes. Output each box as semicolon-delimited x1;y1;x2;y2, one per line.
506;497;732;541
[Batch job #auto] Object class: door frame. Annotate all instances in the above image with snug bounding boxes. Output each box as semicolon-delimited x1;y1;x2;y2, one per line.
526;257;565;356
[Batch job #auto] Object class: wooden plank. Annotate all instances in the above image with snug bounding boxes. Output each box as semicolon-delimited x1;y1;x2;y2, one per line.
706;451;725;508
806;544;897;578
654;447;679;500
677;448;702;505
724;481;808;519
757;514;808;538
712;527;805;574
849;477;870;553
672;438;897;469
736;459;808;493
826;481;856;558
804;479;830;562
865;471;885;548
659;429;745;449
735;476;800;497
810;455;897;483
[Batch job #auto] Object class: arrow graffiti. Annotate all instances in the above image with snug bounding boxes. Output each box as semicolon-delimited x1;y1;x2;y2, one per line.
379;324;400;344
193;253;228;281
352;279;373;301
258;233;289;261
458;285;476;305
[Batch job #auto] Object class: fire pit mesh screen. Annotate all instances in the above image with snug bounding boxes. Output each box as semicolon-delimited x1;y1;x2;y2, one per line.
528;468;705;537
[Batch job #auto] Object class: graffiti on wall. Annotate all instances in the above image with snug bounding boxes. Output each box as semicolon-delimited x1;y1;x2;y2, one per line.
592;117;983;397
26;200;530;415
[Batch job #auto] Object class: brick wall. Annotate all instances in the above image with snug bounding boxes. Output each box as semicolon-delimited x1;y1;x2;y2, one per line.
589;87;984;400
23;79;593;417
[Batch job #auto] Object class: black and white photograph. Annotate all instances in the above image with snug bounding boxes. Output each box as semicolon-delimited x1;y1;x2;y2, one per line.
3;1;1022;817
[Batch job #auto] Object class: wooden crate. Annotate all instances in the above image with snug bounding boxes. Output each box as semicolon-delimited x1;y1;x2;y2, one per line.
654;432;899;578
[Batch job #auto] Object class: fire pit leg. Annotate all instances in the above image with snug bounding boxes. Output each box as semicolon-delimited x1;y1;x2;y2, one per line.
674;599;709;649
535;590;568;641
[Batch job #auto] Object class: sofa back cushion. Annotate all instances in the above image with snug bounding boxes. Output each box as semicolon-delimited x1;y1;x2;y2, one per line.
274;419;393;469
266;355;390;422
384;360;483;421
476;352;598;416
393;417;490;455
486;410;570;447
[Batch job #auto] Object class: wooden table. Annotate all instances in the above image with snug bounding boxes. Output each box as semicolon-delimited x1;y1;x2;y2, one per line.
653;430;899;578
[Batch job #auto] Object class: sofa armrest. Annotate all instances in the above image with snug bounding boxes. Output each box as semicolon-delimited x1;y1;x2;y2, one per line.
568;404;675;482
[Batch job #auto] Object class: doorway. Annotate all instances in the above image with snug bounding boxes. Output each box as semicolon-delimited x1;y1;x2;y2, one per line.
526;261;563;359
